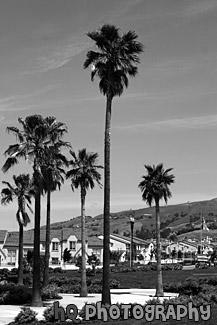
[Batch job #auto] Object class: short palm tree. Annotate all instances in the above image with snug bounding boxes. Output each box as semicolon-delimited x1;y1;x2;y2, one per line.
66;148;102;297
1;174;34;284
138;163;175;296
2;115;67;306
42;142;69;287
84;24;143;304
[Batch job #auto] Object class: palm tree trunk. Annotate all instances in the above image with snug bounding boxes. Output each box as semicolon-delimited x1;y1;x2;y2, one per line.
155;199;164;297
32;188;42;306
102;94;112;305
17;222;23;285
43;188;51;287
80;188;87;297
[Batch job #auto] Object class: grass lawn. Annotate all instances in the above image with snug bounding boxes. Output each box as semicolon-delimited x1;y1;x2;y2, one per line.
61;266;217;289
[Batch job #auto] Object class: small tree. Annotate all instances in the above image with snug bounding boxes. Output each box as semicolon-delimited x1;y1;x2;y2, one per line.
171;248;177;262
110;250;124;264
63;248;72;263
177;250;183;260
87;254;100;276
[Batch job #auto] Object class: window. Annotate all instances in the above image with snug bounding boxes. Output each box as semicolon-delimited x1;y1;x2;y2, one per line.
92;249;100;256
52;258;59;264
52;242;59;251
8;250;16;266
8;250;16;257
69;241;76;250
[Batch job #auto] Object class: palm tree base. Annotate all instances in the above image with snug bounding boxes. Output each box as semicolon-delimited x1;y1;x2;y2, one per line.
155;291;164;297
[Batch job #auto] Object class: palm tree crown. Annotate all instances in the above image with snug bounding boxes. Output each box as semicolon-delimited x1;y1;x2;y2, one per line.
138;163;175;206
66;148;102;193
2;115;68;173
84;24;144;99
1;173;34;284
1;174;34;226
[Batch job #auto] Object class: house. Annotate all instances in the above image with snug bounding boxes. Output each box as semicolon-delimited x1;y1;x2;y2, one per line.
0;230;8;266
2;228;103;268
98;233;154;263
165;239;213;257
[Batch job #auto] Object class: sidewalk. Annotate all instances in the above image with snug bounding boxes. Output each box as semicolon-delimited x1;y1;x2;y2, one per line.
0;289;179;325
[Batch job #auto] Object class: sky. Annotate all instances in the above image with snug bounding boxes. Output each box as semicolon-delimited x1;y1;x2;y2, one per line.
0;0;217;230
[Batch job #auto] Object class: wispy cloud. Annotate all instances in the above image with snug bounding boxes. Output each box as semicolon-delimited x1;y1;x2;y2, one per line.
29;36;91;74
0;85;57;112
182;0;217;17
116;115;217;131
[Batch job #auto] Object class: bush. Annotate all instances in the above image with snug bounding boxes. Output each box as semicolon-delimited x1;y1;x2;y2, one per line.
88;284;102;293
2;285;32;305
7;274;18;284
109;279;120;289
207;277;217;286
10;268;18;275
14;307;37;324
0;268;9;275
23;275;32;286
43;305;58;323
53;267;64;273
59;283;81;294
41;284;61;301
49;276;80;286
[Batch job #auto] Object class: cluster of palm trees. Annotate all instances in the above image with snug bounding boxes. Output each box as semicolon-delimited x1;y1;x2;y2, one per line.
1;24;175;306
1;115;102;306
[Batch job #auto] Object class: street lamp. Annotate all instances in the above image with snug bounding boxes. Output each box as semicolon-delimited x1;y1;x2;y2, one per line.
130;216;135;268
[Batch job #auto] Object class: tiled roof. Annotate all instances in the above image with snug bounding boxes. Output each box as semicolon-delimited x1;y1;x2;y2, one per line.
0;230;7;243
4;227;86;248
88;237;103;247
110;233;150;246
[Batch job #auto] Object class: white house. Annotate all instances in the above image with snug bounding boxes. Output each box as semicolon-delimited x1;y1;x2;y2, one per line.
0;230;8;267
2;228;103;268
98;233;154;263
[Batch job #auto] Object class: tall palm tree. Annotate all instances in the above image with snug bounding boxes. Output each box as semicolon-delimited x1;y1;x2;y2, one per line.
66;148;102;297
1;174;34;284
138;163;175;296
84;24;143;304
2;115;67;306
42;142;69;287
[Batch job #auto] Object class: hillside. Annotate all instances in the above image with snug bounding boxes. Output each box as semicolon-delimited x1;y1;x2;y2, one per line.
41;198;217;240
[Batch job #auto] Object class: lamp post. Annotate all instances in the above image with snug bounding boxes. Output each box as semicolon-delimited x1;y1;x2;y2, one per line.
130;216;135;268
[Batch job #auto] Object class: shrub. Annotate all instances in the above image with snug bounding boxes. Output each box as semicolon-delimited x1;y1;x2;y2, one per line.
207;277;217;286
43;305;57;323
109;279;120;289
88;284;102;293
49;276;80;287
59;284;81;294
0;268;9;275
23;275;32;286
53;267;64;273
3;285;32;305
7;274;18;284
41;284;61;301
14;307;37;324
0;283;15;294
10;268;18;275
